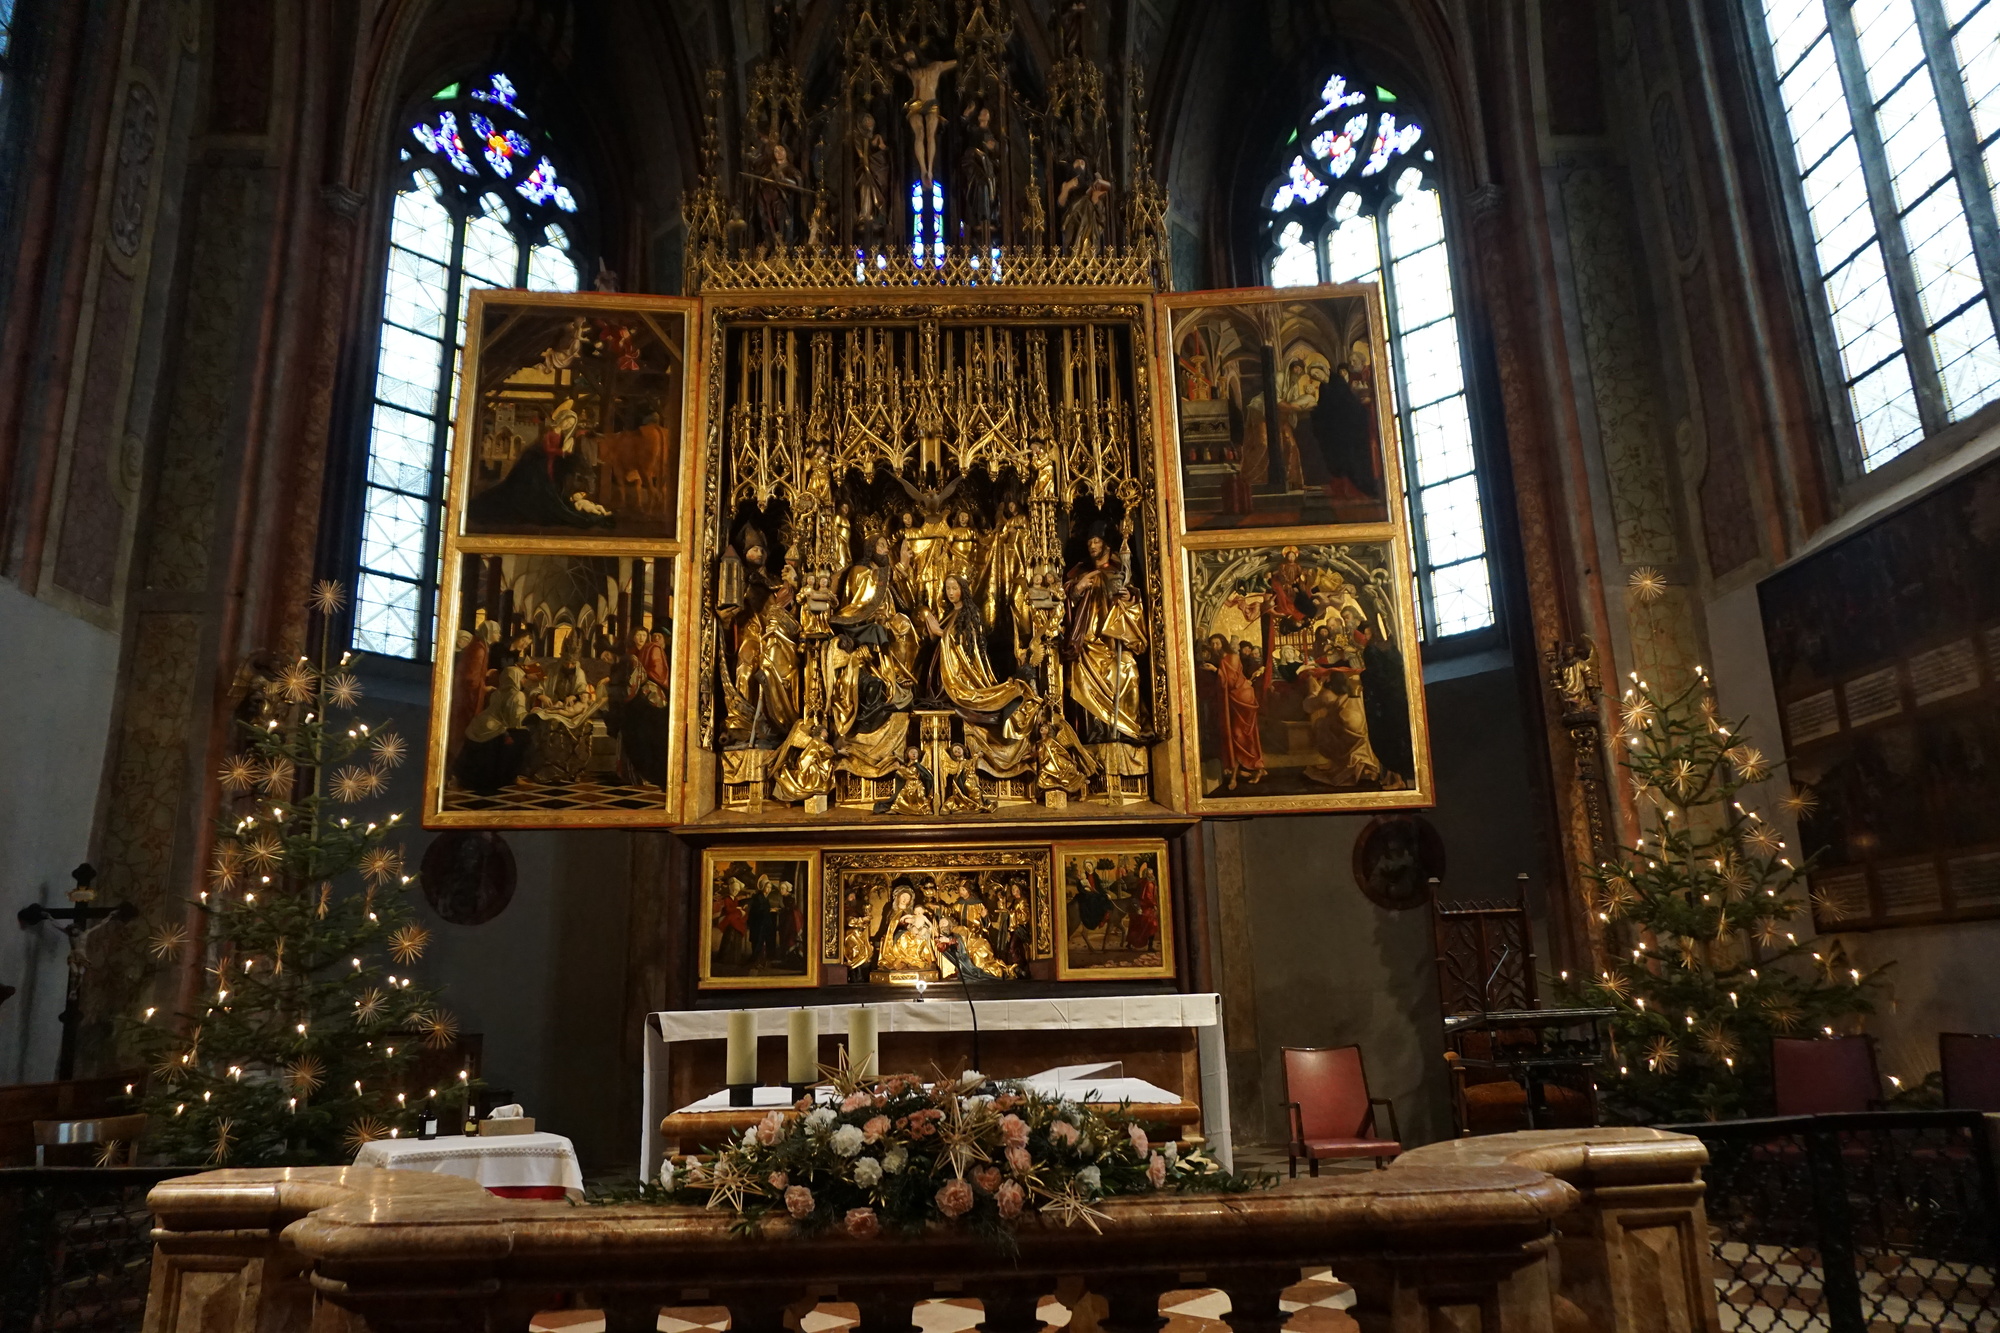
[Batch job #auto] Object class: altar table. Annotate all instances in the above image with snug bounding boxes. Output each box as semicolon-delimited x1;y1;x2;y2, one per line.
641;994;1230;1178
353;1131;585;1200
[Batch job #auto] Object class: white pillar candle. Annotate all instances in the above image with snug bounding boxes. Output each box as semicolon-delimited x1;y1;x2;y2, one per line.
725;1010;758;1086
848;1006;879;1081
787;1008;818;1085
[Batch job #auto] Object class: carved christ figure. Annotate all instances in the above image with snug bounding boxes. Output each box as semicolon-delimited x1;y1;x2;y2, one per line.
899;49;958;191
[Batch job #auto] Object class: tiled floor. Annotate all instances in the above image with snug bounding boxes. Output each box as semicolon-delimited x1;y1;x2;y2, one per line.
1712;1242;1999;1331
527;1268;1360;1333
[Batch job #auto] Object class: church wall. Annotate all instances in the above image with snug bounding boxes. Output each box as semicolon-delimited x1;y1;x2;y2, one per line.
0;579;122;1083
1221;657;1551;1149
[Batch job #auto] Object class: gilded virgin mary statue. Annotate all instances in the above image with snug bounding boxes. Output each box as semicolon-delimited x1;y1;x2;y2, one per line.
1062;530;1149;743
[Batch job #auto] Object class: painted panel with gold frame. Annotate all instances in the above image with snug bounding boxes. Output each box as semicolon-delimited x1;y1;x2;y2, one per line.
450;290;695;545
1154;286;1399;535
1176;534;1432;814
424;549;683;826
823;844;1052;984
698;846;821;990
1054;839;1174;980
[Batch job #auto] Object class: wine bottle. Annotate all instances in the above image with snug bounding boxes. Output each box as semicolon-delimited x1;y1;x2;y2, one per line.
418;1097;439;1140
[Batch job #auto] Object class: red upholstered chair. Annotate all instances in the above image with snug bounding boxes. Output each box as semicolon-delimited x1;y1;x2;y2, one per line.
1771;1035;1882;1115
1282;1045;1402;1177
1940;1033;2000;1111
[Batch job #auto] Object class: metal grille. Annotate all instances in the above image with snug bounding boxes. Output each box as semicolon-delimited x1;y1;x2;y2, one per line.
1673;1111;2000;1332
0;1168;196;1333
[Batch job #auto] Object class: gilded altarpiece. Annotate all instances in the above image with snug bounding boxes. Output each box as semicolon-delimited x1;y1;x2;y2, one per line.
685;290;1179;828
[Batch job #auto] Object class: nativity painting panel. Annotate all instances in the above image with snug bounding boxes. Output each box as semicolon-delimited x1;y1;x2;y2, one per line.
699;848;820;989
824;846;1052;985
1160;289;1393;532
1181;539;1430;813
455;292;688;542
427;551;679;825
1054;841;1173;980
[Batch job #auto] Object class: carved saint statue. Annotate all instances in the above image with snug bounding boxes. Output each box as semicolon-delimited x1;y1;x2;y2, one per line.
1063;531;1148;744
958;104;1001;248
719;524;801;740
852;112;891;242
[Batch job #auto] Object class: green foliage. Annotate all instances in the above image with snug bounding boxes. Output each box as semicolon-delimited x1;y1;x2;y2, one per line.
122;585;468;1166
1558;670;1881;1123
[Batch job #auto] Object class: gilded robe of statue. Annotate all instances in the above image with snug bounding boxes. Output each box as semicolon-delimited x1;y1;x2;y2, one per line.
770;717;836;801
928;575;1032;730
829;544;919;738
1063;541;1149;743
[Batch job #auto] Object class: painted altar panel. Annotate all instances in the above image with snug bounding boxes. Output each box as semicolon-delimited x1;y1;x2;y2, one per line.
1175;536;1431;814
823;844;1055;984
1156;288;1397;533
424;550;684;825
699;847;821;989
1055;840;1173;980
451;292;692;544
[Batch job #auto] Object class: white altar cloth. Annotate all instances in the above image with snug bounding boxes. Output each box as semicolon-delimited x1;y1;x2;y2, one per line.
354;1131;585;1197
641;993;1230;1178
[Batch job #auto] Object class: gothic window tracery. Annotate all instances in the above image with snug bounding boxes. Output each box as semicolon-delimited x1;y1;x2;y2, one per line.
1263;75;1495;641
1752;0;2000;473
353;73;585;660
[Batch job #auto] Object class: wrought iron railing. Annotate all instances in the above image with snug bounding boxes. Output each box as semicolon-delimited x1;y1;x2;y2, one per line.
1667;1110;2000;1333
0;1167;199;1333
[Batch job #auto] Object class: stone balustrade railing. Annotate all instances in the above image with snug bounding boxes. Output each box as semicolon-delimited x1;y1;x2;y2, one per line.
141;1128;1720;1333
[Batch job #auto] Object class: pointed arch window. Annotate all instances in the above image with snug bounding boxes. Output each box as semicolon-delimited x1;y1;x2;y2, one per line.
353;73;586;660
1262;76;1495;640
1748;0;2000;474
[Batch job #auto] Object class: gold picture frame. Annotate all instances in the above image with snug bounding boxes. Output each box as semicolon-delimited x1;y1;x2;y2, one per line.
822;843;1053;983
424;549;685;826
698;846;822;990
1152;285;1401;537
425;290;700;827
1054;839;1174;980
1173;534;1433;814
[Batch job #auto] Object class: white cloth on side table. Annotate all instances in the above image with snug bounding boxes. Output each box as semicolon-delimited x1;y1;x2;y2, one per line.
353;1131;585;1197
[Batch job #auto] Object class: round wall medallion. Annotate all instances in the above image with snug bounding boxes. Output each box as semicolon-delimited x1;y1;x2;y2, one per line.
1352;814;1445;911
420;831;518;926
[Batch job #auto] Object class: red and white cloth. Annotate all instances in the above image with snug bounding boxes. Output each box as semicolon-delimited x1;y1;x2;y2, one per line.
354;1131;584;1200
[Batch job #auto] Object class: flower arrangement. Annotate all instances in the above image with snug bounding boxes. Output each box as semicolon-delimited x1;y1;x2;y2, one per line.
620;1063;1261;1240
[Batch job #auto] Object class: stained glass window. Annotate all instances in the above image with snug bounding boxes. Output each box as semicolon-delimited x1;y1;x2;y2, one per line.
352;74;584;660
1753;0;2000;472
1264;77;1496;641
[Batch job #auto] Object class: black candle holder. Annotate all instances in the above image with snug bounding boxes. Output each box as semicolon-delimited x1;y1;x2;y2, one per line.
727;1083;754;1108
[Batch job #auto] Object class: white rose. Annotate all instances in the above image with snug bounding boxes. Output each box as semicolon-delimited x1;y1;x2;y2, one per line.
882;1145;909;1174
831;1124;866;1157
1077;1165;1102;1193
807;1107;838;1132
854;1156;883;1188
659;1159;677;1190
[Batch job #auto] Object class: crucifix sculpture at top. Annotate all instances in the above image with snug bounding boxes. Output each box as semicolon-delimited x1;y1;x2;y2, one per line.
898;47;957;192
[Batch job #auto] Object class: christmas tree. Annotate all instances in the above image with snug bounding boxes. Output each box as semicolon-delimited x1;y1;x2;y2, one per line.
1561;666;1881;1124
125;581;466;1166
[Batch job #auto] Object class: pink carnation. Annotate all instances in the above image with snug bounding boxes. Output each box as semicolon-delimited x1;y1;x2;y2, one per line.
785;1185;815;1219
1147;1151;1168;1189
936;1178;975;1218
756;1110;786;1145
844;1206;880;1238
842;1090;872;1112
999;1113;1029;1149
1005;1145;1032;1173
1049;1120;1080;1147
1128;1123;1150;1156
995;1179;1026;1219
863;1115;891;1141
973;1165;1002;1193
768;1170;788;1190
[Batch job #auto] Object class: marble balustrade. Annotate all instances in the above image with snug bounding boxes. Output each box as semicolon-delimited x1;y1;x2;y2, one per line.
139;1128;1719;1333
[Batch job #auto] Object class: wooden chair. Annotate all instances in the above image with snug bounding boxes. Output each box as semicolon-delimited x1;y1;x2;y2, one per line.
1939;1033;2000;1111
33;1112;147;1166
1771;1035;1882;1115
1281;1045;1401;1176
